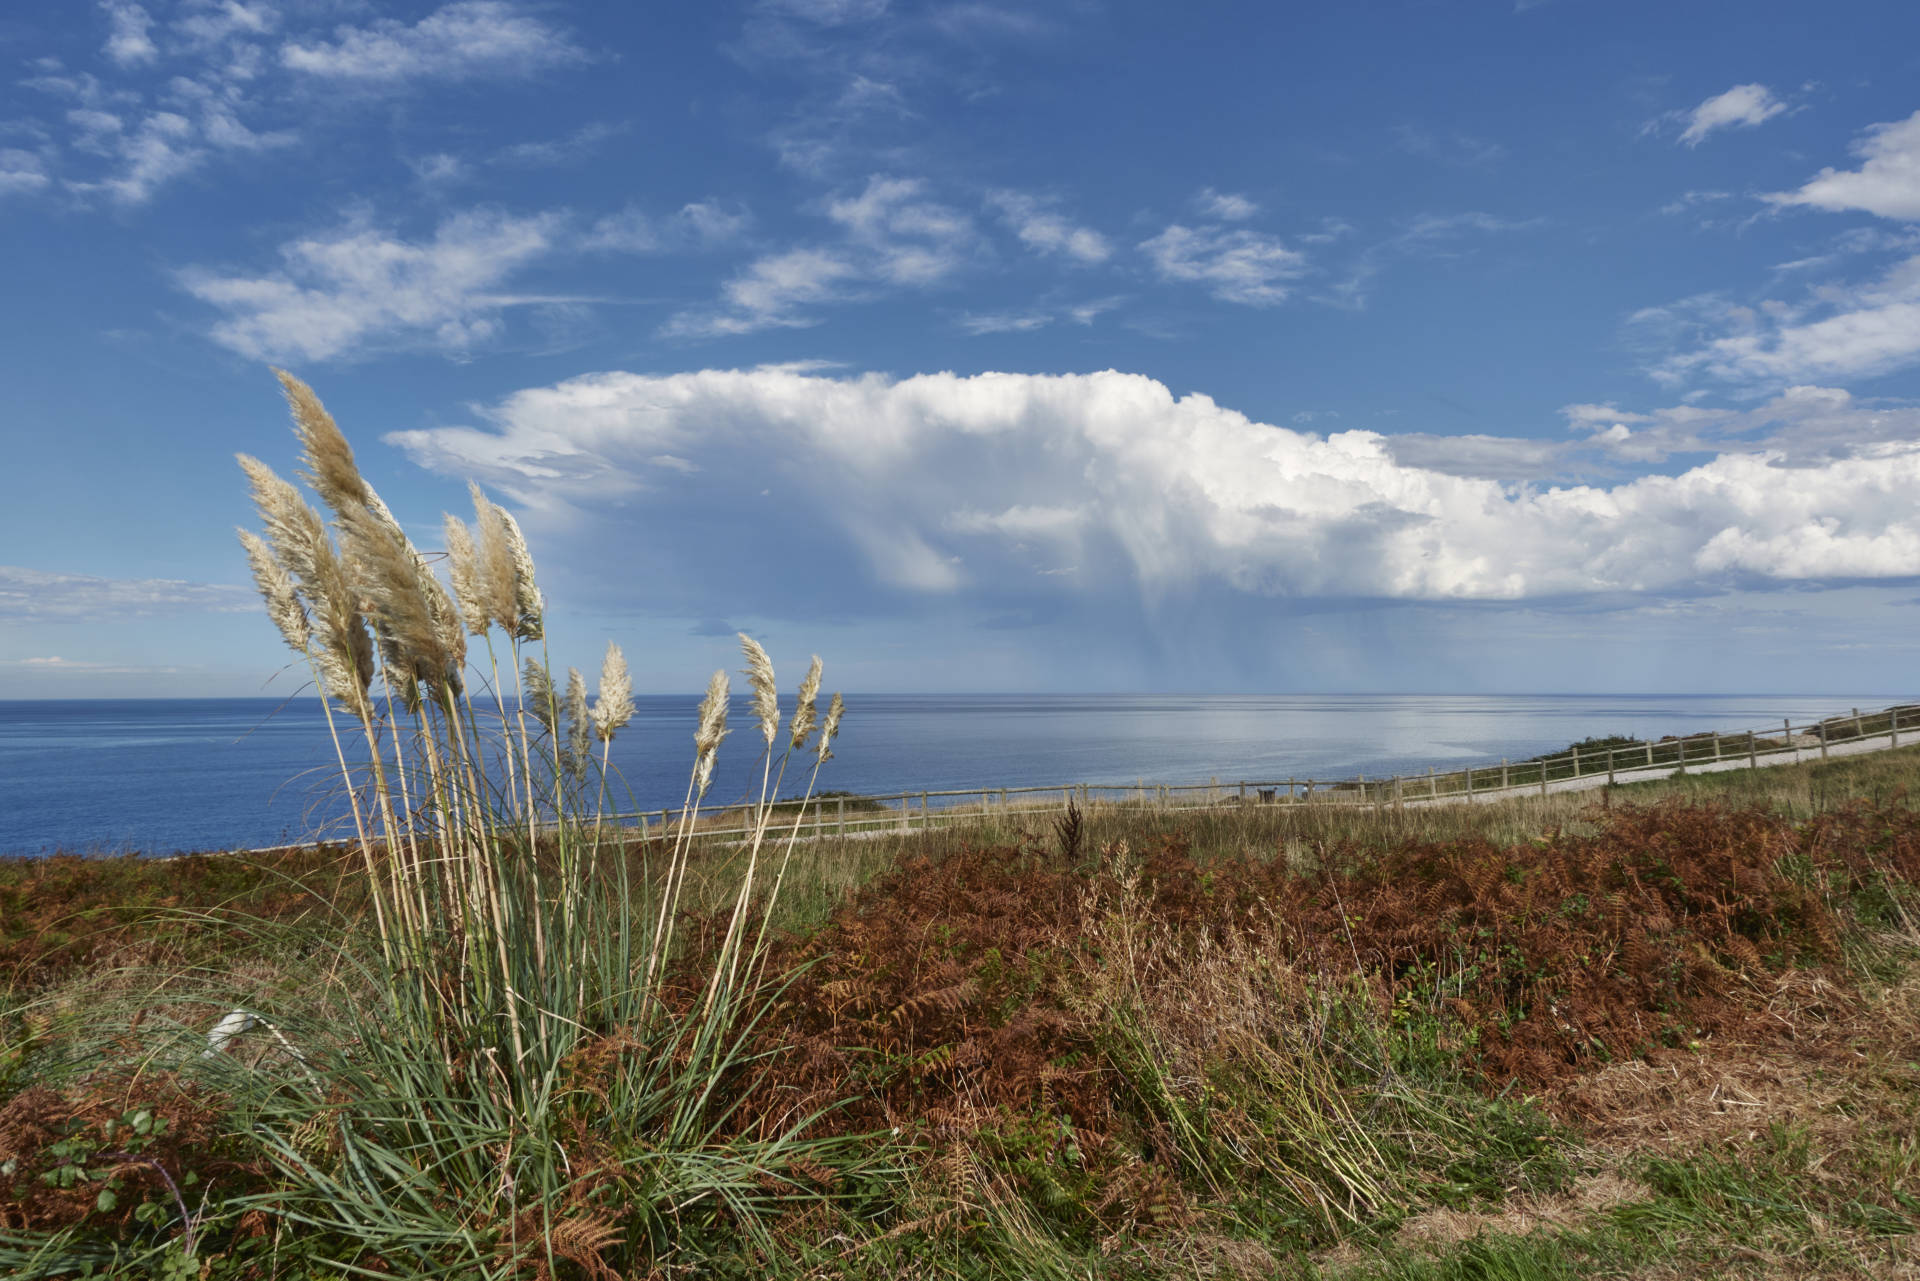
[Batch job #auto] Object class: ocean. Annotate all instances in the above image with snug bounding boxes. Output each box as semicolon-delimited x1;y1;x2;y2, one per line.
0;693;1904;856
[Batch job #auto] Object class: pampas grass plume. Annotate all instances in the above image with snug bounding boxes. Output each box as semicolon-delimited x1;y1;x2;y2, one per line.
498;508;545;641
695;668;729;761
739;633;778;748
591;642;634;742
443;514;489;637
467;483;519;638
238;528;310;654
523;658;556;731
789;656;822;750
565;666;591;774
276;369;369;519
817;691;844;763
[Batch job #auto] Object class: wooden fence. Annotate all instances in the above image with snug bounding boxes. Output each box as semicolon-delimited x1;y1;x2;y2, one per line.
600;701;1919;846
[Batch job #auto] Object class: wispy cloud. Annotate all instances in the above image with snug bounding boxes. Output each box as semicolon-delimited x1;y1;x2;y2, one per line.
1193;187;1259;221
986;190;1110;262
956;310;1050;334
1768;109;1920;221
0;149;52;195
495;121;627;168
100;0;158;67
666;176;973;336
585;199;753;253
180;208;567;361
280;2;586;84
0;565;254;623
1140;224;1305;305
1320;212;1539;309
1650;83;1788;147
1639;254;1920;388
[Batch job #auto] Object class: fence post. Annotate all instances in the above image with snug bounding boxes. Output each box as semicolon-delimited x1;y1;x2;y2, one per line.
1644;740;1653;767
1540;760;1548;798
1305;779;1315;804
1428;767;1436;801
1893;707;1901;748
1394;776;1404;810
1748;731;1757;767
1818;720;1828;760
838;795;846;834
1854;707;1863;739
1239;780;1246;803
1571;744;1580;779
1785;719;1795;763
1466;764;1474;801
1607;747;1615;784
1501;758;1509;790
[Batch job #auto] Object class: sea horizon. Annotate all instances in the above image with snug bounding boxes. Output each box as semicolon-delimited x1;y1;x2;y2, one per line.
4;691;1909;858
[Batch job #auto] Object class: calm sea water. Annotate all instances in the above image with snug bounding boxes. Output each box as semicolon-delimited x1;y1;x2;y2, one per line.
0;694;1905;856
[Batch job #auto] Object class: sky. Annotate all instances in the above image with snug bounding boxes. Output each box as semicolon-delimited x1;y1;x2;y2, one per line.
2;0;1919;697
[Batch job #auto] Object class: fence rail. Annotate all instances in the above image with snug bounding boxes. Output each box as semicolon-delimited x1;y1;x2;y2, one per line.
219;701;1918;858
585;701;1919;847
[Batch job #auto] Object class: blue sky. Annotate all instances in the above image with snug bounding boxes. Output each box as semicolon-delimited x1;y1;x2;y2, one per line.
3;0;1919;697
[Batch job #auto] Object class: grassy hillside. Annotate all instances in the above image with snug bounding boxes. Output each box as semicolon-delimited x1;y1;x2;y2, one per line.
3;746;1917;1278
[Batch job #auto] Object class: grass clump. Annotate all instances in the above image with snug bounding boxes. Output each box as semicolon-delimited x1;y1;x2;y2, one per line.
2;374;869;1278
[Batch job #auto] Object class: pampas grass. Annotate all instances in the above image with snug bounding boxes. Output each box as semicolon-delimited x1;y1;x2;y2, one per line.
216;372;858;1275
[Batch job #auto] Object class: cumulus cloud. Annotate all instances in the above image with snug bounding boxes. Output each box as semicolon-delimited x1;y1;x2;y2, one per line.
281;1;585;83
1769;110;1920;220
1140;225;1305;305
0;566;254;622
385;368;1920;630
180;209;565;361
1672;83;1786;147
1643;255;1920;387
986;190;1110;262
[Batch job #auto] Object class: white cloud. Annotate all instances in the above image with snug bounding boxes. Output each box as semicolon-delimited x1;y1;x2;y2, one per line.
180;209;565;361
586;199;753;254
666;177;971;336
664;248;861;337
495;121;626;167
1646;255;1920;387
281;1;585;83
1673;83;1786;147
1193;187;1258;220
0;566;254;622
101;1;159;67
0;149;51;195
957;311;1051;335
825;175;975;283
409;152;468;184
174;1;277;49
1769;110;1920;221
1141;224;1306;305
386;368;1920;625
986;190;1110;262
91;110;203;204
